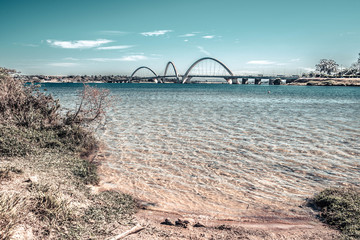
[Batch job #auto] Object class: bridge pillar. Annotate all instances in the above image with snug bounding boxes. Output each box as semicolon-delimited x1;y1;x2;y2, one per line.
254;78;262;85
273;78;282;85
231;78;239;84
269;79;274;85
242;78;248;84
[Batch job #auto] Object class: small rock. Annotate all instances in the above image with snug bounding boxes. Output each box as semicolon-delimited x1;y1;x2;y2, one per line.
216;224;231;230
24;176;38;183
160;218;174;226
193;222;205;228
175;219;189;228
137;201;156;209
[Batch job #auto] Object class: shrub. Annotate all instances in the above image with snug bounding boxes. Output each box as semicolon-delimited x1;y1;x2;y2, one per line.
0;68;60;129
64;84;111;127
0;67;104;158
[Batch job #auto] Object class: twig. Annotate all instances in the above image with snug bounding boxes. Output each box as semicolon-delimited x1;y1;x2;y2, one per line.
108;225;145;240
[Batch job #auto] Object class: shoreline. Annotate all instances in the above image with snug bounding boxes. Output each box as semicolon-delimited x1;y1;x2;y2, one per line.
92;146;341;239
289;77;360;86
24;77;360;86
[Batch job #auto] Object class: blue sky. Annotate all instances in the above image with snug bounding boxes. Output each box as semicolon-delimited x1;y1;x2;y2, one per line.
0;0;359;75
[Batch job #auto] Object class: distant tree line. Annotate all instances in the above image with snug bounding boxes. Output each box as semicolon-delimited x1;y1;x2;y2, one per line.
303;55;360;78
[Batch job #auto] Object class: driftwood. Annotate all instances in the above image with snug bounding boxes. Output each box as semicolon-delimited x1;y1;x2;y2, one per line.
108;225;145;240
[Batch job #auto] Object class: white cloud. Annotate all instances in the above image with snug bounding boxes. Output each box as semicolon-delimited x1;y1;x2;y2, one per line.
179;33;195;37
197;46;210;56
184;39;189;42
150;53;162;57
120;55;148;61
88;55;148;62
63;57;79;61
290;58;300;62
48;62;78;67
97;45;133;50
23;43;39;47
47;39;113;49
88;58;110;62
202;35;215;39
141;30;172;36
99;30;128;35
247;60;275;65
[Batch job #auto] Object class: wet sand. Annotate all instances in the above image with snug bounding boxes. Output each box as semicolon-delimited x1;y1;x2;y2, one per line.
92;148;341;239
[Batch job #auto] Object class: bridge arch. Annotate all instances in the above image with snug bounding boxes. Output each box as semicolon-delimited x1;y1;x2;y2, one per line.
163;61;180;83
182;57;234;84
128;66;161;83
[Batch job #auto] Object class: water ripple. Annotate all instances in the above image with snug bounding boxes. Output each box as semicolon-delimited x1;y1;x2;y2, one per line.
44;83;360;219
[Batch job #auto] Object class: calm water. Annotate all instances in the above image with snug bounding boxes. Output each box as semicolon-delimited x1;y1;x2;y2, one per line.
43;83;360;219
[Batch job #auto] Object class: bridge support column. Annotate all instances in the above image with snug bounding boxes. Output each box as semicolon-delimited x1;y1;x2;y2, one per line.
255;78;262;85
273;78;282;85
242;78;248;84
231;78;239;84
269;79;274;85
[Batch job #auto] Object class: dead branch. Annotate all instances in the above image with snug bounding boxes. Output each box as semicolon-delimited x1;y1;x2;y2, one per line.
108;225;145;240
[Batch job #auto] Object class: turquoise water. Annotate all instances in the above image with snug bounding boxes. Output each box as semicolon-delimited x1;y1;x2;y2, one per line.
43;83;360;219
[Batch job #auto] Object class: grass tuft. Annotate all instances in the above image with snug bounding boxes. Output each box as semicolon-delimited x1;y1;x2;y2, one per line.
73;159;99;185
27;183;78;239
311;187;360;239
83;191;136;236
28;183;73;223
0;193;26;240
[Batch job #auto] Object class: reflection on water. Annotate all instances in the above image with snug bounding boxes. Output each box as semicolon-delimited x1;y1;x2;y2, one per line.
45;83;360;219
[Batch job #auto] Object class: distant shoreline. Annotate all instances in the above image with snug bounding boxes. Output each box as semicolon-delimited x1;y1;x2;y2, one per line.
289;78;360;86
17;75;360;86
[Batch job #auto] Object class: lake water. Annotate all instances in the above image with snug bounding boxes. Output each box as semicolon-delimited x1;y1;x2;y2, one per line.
43;83;360;219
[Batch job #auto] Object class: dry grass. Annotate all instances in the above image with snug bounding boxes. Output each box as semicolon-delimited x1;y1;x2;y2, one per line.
0;166;22;180
0;70;60;129
0;67;136;239
0;148;136;239
0;193;26;240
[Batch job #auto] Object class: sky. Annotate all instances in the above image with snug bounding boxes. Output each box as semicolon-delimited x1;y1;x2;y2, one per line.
0;0;359;76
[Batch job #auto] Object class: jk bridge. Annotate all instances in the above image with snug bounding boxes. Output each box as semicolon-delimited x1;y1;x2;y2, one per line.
120;57;299;85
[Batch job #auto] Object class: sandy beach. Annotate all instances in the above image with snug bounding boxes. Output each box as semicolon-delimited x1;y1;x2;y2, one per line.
92;147;341;239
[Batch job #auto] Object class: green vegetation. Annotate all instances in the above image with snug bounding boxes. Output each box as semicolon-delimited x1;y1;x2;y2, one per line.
311;187;360;240
0;67;136;239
